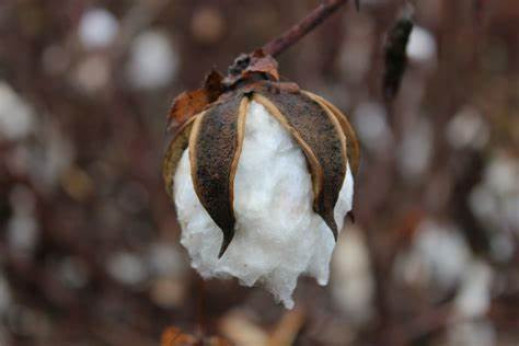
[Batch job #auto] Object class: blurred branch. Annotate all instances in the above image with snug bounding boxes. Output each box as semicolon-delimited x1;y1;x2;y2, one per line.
224;0;350;88
262;0;349;57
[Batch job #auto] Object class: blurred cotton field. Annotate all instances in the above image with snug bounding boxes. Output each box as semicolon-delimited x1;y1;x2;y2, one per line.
0;1;518;345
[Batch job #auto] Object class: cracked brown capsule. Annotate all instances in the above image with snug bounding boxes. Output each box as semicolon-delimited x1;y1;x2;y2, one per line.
163;80;359;258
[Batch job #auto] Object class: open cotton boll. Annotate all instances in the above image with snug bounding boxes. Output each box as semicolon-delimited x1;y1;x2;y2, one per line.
174;101;354;309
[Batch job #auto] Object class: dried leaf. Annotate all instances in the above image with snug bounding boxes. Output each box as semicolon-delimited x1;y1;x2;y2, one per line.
162;327;232;346
161;327;197;346
167;70;224;130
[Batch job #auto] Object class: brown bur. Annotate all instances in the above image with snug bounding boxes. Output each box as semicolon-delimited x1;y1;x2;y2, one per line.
163;60;359;257
253;90;347;240
303;91;360;175
189;93;249;257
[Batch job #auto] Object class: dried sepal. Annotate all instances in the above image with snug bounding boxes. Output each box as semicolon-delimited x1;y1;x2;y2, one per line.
189;93;250;257
167;70;224;130
223;50;280;89
302;91;360;175
253;91;347;240
252;93;322;199
165;55;359;255
162;116;197;198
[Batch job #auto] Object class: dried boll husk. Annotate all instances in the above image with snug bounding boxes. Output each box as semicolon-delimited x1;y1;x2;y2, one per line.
164;84;359;258
175;101;355;308
189;94;248;257
163;52;359;260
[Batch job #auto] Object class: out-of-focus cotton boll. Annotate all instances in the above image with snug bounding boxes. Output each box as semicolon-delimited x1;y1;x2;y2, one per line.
470;153;519;233
127;31;178;89
447;319;496;346
107;252;147;287
147;244;187;308
447;106;489;150
147;243;186;277
406;26;437;65
7;186;38;258
398;116;433;181
174;101;354;309
396;219;471;291
331;226;373;325
78;8;119;50
74;55;110;93
354;102;392;153
469;185;497;223
0;82;34;141
454;259;493;318
485;154;518;196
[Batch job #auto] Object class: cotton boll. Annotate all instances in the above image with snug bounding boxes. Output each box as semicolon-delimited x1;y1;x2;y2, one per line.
395;219;471;291
7;186;38;257
74;55;110;93
78;8;119;50
174;101;354;309
485;154;518;196
354;102;392;153
469;153;519;233
447;319;496;346
0;82;34;141
127;31;178;89
331;226;374;325
446;106;489;150
107;252;147;287
454;259;493;319
406;26;437;65
398;116;433;181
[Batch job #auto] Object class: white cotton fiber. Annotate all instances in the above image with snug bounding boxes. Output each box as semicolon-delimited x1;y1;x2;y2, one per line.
173;101;354;309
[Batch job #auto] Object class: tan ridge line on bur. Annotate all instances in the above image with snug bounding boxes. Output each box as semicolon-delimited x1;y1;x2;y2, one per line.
252;93;324;201
228;96;250;215
162;115;199;198
187;110;206;213
303;91;360;175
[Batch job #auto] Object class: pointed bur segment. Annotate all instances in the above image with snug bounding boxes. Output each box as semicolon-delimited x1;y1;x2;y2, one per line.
163;117;197;198
302;91;360;175
253;91;347;240
189;94;249;258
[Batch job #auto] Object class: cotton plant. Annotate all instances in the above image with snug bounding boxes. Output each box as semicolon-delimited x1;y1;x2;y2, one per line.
163;51;359;308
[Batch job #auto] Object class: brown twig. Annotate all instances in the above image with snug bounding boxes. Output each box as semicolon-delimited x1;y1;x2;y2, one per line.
262;0;349;57
224;0;350;87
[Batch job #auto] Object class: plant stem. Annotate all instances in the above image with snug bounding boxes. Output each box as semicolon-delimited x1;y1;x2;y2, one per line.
262;0;350;57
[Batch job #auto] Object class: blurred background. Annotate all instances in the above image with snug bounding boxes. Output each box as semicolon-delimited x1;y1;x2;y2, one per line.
0;0;518;345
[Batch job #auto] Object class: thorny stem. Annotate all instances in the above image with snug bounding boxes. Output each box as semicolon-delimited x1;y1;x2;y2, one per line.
262;0;350;57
